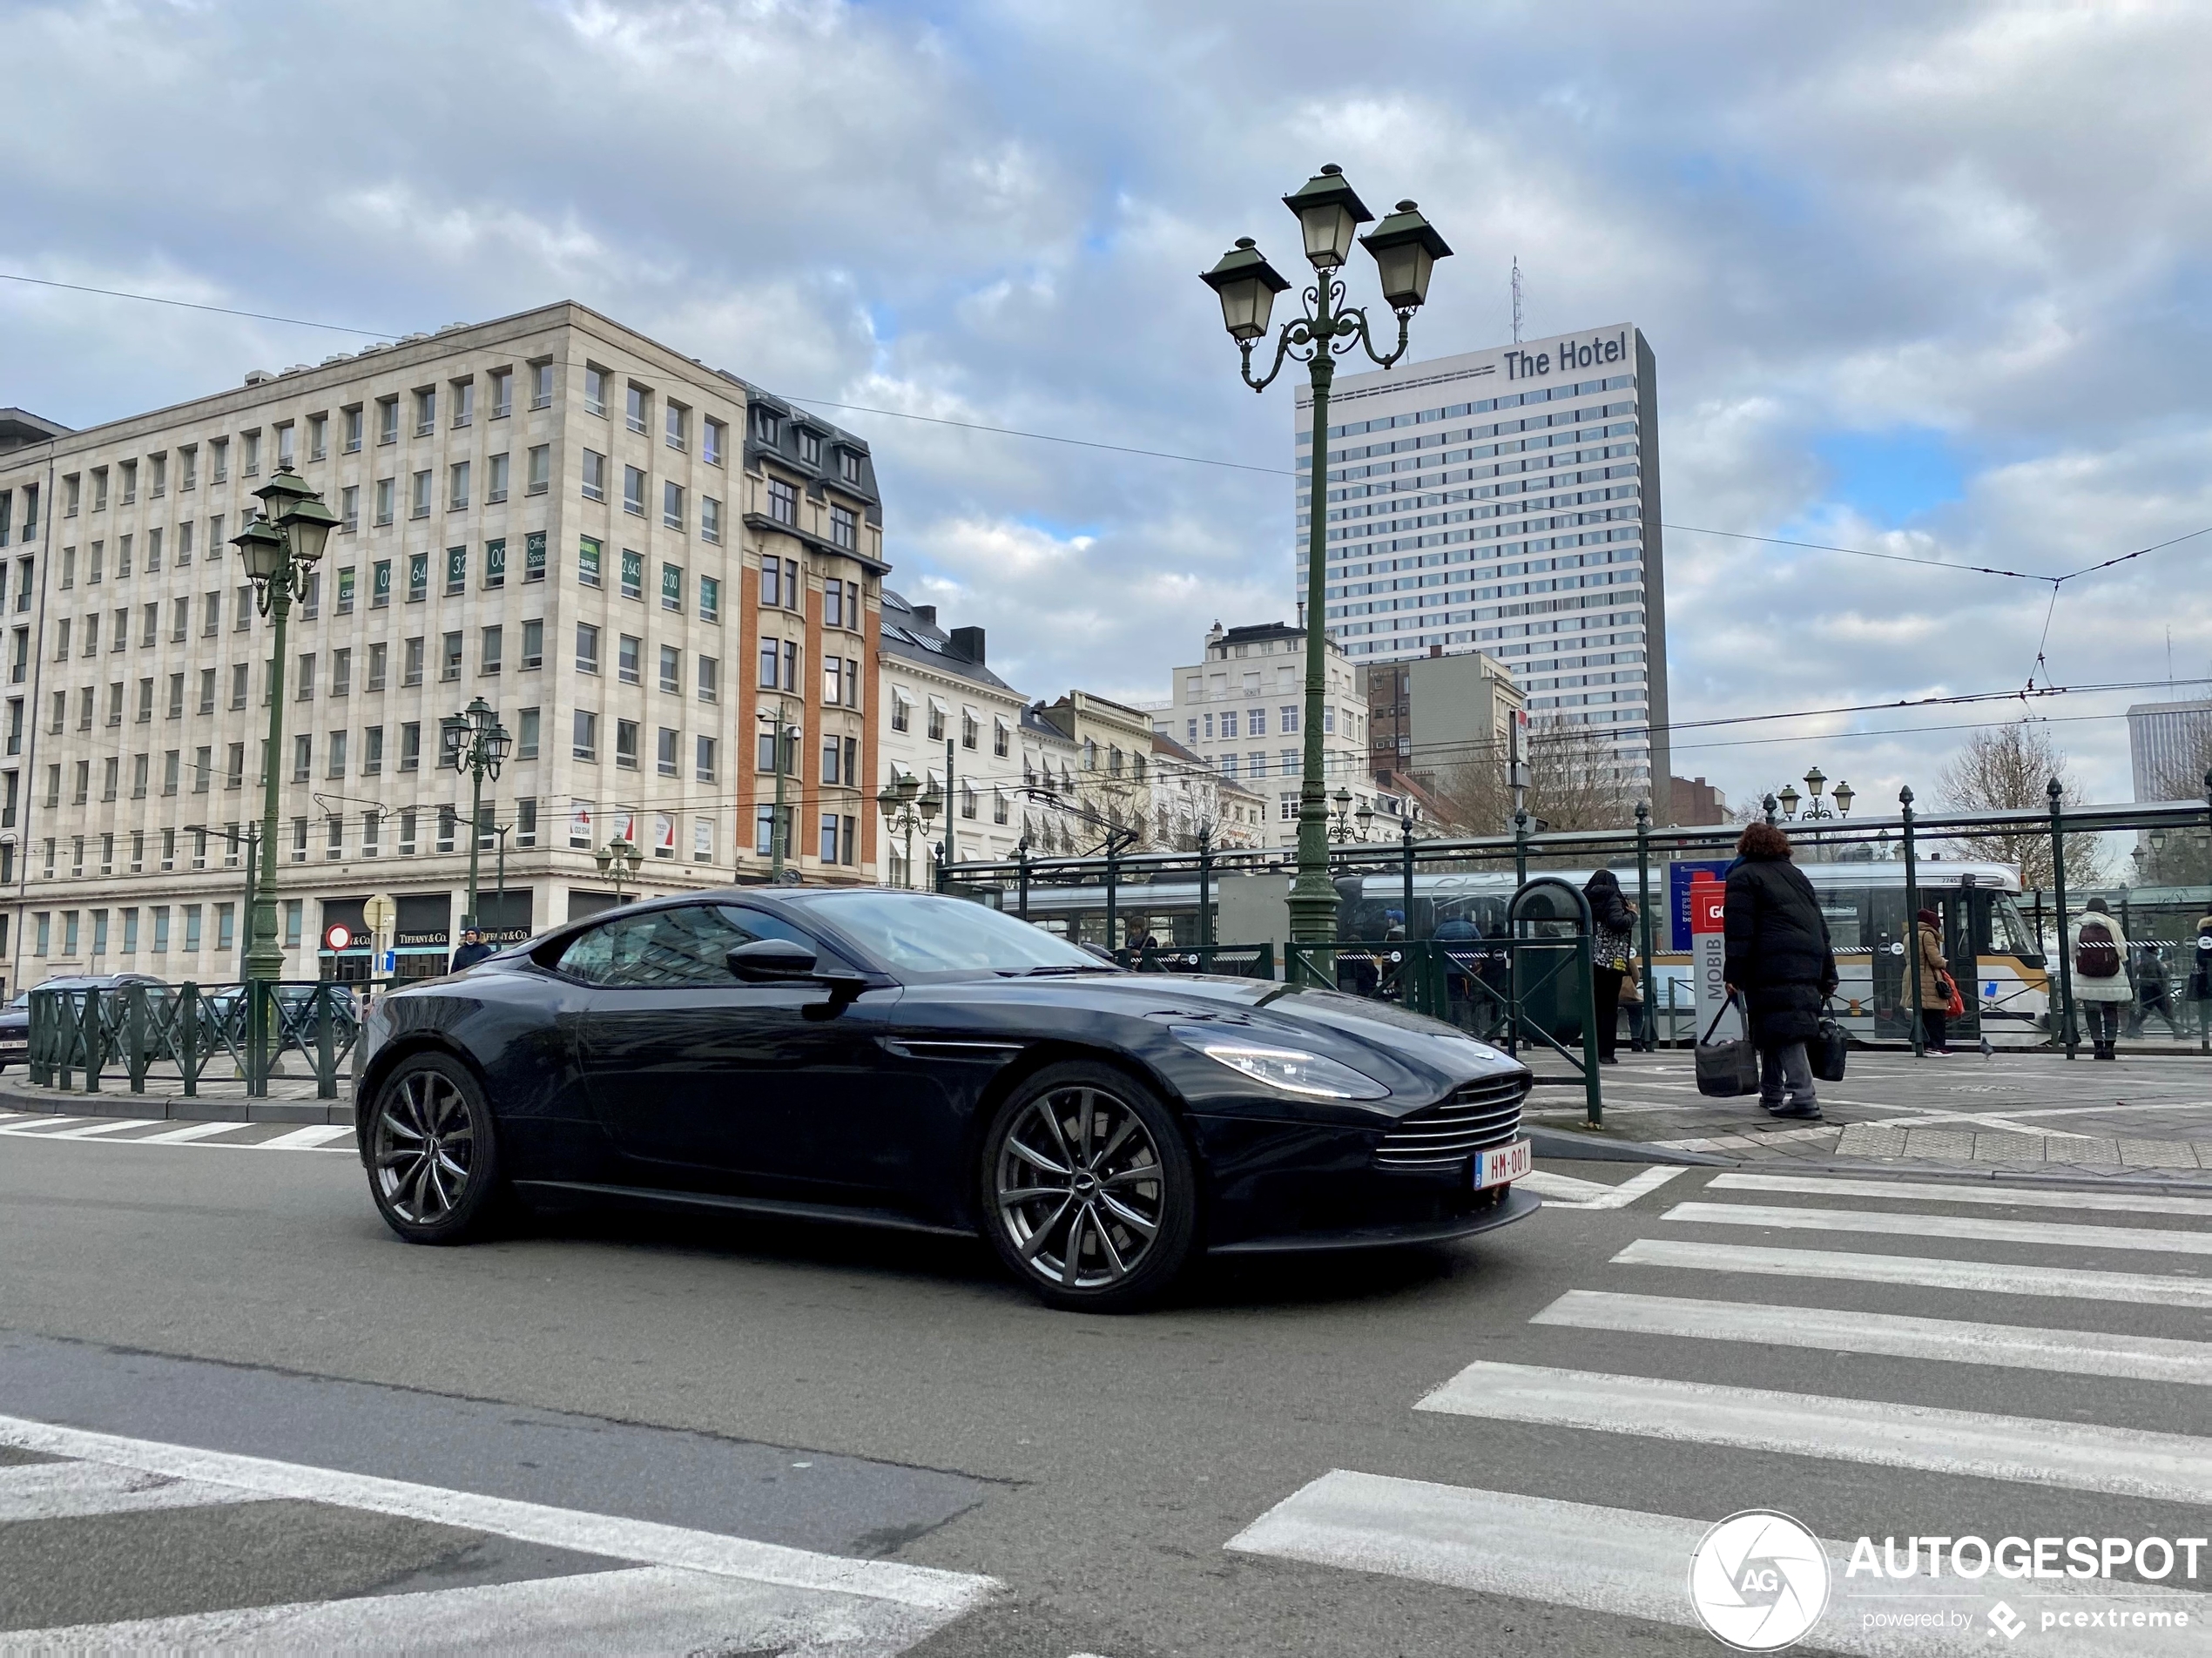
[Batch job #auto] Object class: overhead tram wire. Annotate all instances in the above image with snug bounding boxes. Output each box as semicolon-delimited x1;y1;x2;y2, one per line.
10;272;2212;596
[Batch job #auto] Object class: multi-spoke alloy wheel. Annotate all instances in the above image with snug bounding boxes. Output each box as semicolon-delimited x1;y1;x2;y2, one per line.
983;1063;1195;1311
367;1057;502;1244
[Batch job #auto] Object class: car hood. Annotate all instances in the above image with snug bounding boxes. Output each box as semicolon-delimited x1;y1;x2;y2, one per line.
950;971;1521;1093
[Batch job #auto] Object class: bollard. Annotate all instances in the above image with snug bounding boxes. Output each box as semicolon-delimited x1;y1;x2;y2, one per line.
315;981;337;1102
125;984;148;1095
1901;786;1925;1059
1578;932;1602;1128
2048;778;2079;1060
179;983;199;1099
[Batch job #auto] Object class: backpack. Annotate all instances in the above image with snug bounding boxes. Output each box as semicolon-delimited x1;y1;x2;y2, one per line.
2075;918;2120;979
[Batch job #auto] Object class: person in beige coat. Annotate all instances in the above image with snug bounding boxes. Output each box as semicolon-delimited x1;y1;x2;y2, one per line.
2067;896;2133;1061
1914;908;1953;1054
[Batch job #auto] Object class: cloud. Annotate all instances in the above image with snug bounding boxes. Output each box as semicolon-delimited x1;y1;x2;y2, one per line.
5;0;2211;812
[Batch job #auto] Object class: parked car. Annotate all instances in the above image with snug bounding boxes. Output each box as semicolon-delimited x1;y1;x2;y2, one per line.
355;888;1535;1311
0;974;169;1071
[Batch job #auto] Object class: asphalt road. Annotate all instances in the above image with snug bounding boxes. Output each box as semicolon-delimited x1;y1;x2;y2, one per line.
0;1116;2208;1655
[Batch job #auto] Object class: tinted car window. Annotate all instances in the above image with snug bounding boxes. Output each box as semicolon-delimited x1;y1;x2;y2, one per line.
793;891;1102;975
557;905;813;988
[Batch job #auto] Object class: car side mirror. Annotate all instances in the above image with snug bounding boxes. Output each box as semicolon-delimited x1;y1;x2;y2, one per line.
726;939;818;981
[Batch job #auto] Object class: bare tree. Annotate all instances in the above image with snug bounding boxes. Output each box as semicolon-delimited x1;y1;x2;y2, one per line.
1935;721;2107;890
1431;718;1639;835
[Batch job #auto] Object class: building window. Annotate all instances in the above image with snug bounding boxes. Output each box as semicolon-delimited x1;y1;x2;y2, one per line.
704;417;725;466
663;482;685;531
658;644;680;694
410;469;432;518
521;618;543;671
531;361;555;410
615;718;638;770
661;563;682;612
487;453;509;504
840;448;862;483
572;710;597;761
581;450;606;502
576;623;600;675
517;707;540;760
484;538;506;589
577;536;602;587
831;505;857;550
700;496;720;544
657;726;678;778
699;574;720;623
527;444;550;495
697;655;718;703
617;634;641;686
620;548;644;602
767;478;798;526
623;466;645;516
696;735;717;782
625;383;649;435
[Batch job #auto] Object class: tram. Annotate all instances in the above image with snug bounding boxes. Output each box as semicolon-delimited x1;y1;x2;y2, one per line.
1008;859;2054;1048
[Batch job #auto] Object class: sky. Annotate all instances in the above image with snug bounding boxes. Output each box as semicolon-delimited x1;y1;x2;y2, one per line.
5;0;2210;814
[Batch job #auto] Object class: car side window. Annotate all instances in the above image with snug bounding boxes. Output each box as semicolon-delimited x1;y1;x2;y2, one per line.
557;906;817;988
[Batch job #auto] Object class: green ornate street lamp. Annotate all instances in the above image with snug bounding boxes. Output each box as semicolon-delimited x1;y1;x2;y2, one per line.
1204;165;1451;944
230;465;338;1087
876;770;936;889
440;696;512;931
594;835;643;904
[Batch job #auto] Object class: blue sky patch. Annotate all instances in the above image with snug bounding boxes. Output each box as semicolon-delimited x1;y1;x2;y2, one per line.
1812;426;1968;523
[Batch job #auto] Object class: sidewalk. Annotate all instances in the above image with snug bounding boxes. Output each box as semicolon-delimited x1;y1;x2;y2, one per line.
0;1071;351;1125
1527;1049;2212;1188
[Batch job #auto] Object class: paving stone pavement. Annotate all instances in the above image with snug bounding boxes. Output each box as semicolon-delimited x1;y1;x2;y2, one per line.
1524;1048;2212;1186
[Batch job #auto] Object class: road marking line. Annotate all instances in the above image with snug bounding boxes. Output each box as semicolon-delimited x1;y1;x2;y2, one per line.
1710;1170;2212;1217
1610;1237;2212;1309
1662;1200;2212;1256
1520;1169;1613;1201
1531;1289;2212;1385
251;1123;352;1149
0;1459;271;1522
1224;1469;2207;1655
0;1412;995;1614
126;1120;253;1145
37;1117;159;1141
0;1118;91;1136
1528;1166;1689;1210
1413;1360;2212;1504
6;1563;968;1656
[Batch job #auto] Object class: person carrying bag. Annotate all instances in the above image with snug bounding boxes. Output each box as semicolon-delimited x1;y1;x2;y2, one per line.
1696;989;1761;1096
1721;821;1840;1120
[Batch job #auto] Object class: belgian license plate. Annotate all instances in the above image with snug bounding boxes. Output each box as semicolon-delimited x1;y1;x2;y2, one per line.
1474;1139;1530;1190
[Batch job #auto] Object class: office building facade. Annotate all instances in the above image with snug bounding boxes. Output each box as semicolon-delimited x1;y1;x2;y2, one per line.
2128;699;2212;802
0;301;886;992
1294;322;1670;799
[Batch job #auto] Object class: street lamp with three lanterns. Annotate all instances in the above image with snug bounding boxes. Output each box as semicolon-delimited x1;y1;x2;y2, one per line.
228;465;339;1082
1203;164;1451;946
594;835;643;905
440;696;512;933
875;771;941;889
1328;786;1376;845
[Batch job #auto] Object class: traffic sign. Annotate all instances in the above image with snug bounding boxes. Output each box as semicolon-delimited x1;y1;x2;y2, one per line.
322;922;354;953
362;893;396;935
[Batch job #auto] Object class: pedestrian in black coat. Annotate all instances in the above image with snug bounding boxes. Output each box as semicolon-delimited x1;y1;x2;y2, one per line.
1722;822;1838;1119
1582;869;1635;1064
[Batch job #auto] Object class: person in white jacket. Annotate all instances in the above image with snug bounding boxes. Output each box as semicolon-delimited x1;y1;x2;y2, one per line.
2067;897;2133;1060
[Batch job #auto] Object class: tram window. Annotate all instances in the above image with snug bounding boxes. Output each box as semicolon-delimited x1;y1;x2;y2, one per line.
1989;894;2041;963
1818;904;1863;952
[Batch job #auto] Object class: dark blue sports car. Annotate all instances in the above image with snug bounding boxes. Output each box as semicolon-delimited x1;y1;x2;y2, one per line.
356;888;1534;1311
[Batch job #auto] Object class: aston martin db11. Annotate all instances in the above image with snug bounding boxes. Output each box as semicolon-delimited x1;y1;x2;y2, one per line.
355;888;1535;1310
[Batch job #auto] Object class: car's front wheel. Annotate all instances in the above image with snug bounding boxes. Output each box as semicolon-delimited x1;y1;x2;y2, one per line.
365;1054;504;1245
981;1062;1197;1311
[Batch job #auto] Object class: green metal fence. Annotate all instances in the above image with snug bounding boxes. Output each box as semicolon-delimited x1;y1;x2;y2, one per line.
28;980;364;1100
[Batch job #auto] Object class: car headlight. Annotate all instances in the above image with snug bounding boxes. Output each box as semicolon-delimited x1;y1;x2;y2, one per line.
1172;1028;1389;1100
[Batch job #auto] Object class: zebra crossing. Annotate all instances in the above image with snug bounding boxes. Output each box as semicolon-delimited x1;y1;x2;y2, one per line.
1228;1165;2212;1654
0;1412;995;1653
0;1111;352;1151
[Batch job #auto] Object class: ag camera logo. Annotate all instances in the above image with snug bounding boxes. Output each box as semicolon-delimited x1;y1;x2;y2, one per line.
1689;1509;1831;1651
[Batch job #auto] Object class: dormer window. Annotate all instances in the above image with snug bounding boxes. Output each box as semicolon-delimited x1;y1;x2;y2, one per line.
752;407;779;444
799;429;820;466
839;449;861;484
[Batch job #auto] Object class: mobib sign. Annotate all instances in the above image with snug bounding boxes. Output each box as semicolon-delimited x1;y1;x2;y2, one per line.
1689;872;1740;1041
1505;329;1629;381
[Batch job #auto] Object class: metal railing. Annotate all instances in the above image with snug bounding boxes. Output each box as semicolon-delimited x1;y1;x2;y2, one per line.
28;980;366;1100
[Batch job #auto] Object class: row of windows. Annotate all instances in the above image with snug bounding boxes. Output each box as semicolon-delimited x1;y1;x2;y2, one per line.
52;363;732;522
570;539;722;620
1185;705;1305;742
1297;374;1634;446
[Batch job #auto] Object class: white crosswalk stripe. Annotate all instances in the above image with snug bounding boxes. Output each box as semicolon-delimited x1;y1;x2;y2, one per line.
1709;1169;2212;1217
1531;1288;2212;1384
128;1119;258;1145
0;1415;997;1653
0;1458;272;1522
1227;1471;2209;1656
1226;1163;2212;1643
251;1122;353;1149
1521;1165;1687;1209
38;1117;162;1140
1611;1236;2212;1308
1662;1198;2212;1255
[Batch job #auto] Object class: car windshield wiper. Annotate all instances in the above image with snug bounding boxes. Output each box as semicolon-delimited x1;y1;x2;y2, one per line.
1015;963;1120;976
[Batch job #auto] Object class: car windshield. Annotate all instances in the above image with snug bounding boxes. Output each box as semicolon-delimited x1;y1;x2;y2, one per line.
796;891;1109;976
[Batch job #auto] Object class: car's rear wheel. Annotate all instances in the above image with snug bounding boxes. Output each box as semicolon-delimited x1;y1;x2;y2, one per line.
981;1062;1197;1311
366;1055;503;1245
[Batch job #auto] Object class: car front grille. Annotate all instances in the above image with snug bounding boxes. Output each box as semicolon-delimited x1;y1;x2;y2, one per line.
1373;1074;1527;1171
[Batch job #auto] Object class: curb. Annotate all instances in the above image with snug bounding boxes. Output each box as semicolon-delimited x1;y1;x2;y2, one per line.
0;1082;354;1127
1527;1126;1727;1166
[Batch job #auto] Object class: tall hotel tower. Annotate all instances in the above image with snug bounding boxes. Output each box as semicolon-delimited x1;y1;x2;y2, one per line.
1295;323;1670;796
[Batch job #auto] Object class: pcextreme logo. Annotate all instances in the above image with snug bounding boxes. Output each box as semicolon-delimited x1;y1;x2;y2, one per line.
1688;1509;1831;1652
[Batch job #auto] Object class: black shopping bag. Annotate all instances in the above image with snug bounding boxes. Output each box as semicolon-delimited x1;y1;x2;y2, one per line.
1811;1007;1848;1083
1695;991;1761;1097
